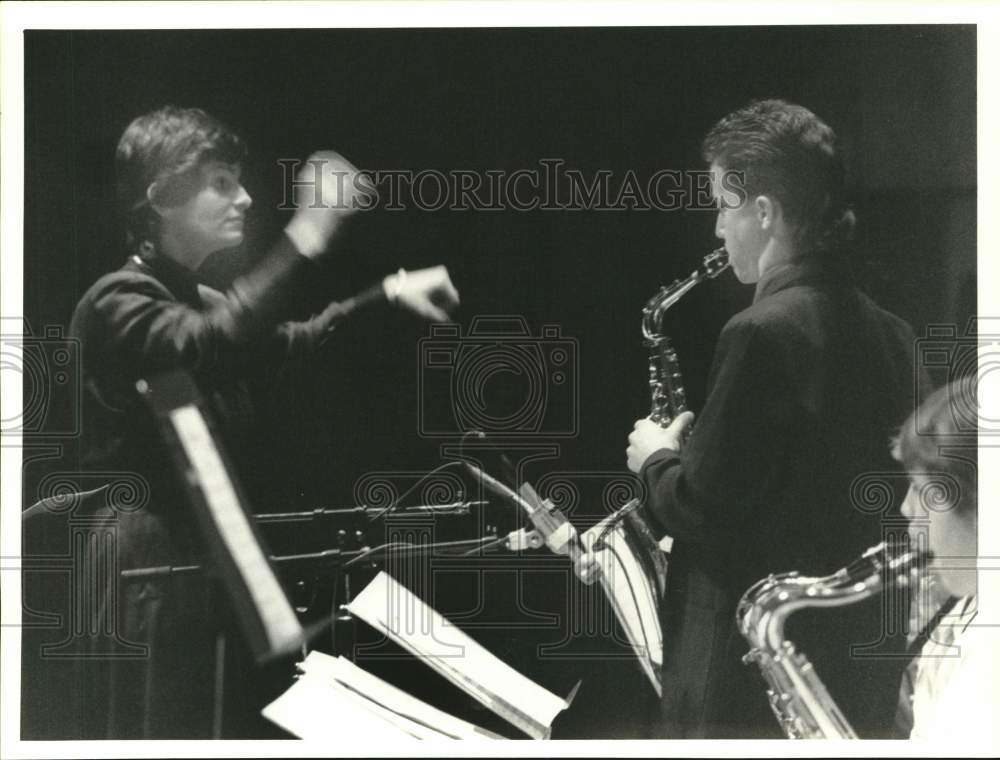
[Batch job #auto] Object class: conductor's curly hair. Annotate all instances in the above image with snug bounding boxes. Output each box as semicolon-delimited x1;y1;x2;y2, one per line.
116;106;246;252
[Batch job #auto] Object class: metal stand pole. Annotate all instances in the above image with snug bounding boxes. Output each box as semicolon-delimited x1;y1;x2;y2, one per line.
212;630;226;739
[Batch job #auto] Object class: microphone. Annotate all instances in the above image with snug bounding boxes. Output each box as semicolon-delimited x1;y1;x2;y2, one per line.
462;461;534;514
463;461;599;584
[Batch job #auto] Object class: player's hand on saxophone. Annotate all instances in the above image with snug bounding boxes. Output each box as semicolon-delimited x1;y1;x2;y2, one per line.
626;411;695;473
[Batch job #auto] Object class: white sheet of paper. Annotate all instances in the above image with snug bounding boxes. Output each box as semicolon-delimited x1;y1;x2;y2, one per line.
298;651;501;740
347;571;569;738
262;671;424;740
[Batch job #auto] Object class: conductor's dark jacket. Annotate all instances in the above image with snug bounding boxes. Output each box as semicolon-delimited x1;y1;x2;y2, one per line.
639;258;919;738
23;236;383;739
70;235;375;504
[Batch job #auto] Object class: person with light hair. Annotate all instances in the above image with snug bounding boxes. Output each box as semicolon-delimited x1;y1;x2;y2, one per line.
893;375;996;743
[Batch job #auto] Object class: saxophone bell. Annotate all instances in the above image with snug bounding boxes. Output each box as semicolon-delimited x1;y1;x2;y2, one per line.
737;541;932;739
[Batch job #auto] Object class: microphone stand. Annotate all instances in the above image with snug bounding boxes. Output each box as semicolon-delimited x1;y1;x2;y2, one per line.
327;533;516;661
117;487;558;725
253;500;484;524
117;532;508;733
118;535;505;582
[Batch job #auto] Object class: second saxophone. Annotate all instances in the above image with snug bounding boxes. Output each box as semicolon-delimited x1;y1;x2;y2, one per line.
737;541;928;739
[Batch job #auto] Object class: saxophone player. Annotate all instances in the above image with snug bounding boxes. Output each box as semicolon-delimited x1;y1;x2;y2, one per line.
620;99;921;738
895;376;996;744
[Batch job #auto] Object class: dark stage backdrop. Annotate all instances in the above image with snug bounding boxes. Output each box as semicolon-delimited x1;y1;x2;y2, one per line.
22;26;975;738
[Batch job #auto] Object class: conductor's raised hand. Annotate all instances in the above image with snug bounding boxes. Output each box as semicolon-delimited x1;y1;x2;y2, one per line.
284;150;376;259
384;265;460;322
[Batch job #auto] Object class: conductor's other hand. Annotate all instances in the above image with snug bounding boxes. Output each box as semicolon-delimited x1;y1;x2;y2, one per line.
626;411;695;473
385;265;460;322
285;150;376;259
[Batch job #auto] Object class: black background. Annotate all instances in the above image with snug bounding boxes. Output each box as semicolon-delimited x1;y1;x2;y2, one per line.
23;26;976;738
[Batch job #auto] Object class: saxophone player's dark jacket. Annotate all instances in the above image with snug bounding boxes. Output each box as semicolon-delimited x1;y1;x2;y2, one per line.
23;235;387;739
639;256;920;739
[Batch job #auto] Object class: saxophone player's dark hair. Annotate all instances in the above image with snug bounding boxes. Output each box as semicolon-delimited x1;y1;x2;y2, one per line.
116;106;246;253
702;99;854;255
893;374;978;516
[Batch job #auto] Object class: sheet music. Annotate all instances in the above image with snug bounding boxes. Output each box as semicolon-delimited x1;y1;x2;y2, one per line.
581;520;663;696
169;404;303;655
290;651;502;740
347;571;570;739
263;670;428;740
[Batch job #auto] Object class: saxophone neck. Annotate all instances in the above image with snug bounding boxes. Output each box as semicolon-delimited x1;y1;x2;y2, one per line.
738;541;930;652
643;279;699;337
642;247;730;340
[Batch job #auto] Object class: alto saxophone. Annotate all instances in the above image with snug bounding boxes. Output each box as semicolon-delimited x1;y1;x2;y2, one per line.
602;246;730;552
737;541;928;739
643;246;730;425
588;247;730;696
